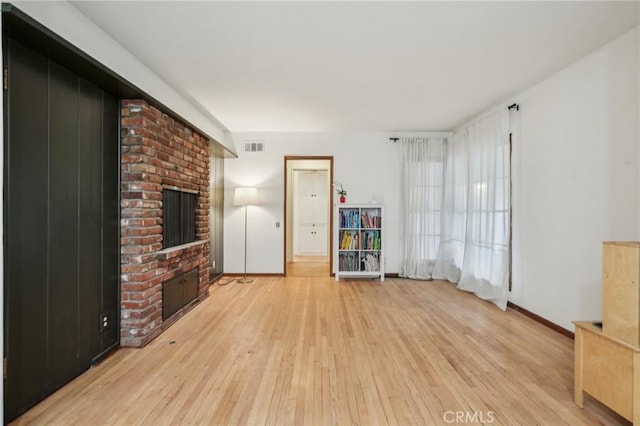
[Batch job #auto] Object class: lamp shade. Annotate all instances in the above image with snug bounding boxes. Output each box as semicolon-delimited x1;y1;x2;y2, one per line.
234;187;258;206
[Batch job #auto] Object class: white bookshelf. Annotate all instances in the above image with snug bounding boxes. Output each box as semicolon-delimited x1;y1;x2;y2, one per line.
334;204;384;281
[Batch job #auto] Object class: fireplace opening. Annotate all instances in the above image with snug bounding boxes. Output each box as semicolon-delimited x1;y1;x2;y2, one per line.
163;186;197;249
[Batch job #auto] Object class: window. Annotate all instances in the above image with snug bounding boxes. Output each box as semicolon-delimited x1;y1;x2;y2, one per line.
464;135;510;283
399;138;446;279
408;155;444;259
163;188;197;248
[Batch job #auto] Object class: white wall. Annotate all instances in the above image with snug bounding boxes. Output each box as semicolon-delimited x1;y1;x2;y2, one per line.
226;27;639;334
14;1;235;154
509;26;640;331
224;132;449;274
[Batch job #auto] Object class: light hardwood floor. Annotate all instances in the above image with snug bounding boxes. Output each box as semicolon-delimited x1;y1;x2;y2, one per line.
292;256;328;263
13;277;628;425
286;262;330;277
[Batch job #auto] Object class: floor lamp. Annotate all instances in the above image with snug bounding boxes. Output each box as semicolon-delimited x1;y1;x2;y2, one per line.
234;187;258;283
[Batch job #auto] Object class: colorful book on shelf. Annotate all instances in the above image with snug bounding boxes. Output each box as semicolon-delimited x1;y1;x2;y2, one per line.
340;209;363;228
339;252;358;271
339;231;361;250
361;252;380;271
361;212;380;228
342;231;349;249
360;231;380;249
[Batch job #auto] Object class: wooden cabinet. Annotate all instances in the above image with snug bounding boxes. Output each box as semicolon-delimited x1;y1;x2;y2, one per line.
162;268;198;320
603;242;640;347
334;205;384;281
574;322;640;423
574;241;640;423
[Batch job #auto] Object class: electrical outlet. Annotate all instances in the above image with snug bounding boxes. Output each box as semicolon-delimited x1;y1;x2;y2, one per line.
212;260;216;269
99;313;109;333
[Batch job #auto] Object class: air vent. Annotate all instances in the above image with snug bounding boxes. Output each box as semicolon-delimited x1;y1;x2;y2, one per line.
244;141;265;153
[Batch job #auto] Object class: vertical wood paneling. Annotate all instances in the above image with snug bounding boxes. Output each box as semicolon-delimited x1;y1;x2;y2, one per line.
100;93;119;354
5;38;50;418
4;39;120;421
211;156;224;276
48;61;80;387
78;80;104;365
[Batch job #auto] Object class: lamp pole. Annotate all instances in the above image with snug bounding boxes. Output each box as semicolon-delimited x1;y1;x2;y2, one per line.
238;204;253;283
234;186;257;283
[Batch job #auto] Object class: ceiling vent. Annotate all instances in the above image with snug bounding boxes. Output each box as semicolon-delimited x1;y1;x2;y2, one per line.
244;141;265;153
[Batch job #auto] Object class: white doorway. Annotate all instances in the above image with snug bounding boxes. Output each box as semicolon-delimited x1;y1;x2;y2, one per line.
284;157;333;277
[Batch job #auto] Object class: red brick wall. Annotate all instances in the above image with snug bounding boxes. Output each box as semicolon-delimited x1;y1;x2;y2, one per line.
120;99;211;347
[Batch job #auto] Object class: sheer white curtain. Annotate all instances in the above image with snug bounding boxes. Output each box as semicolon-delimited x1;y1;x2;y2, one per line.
400;111;511;309
432;131;468;283
399;138;445;279
455;110;511;310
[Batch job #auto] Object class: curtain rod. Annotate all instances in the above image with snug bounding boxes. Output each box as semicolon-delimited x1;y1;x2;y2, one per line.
390;104;518;142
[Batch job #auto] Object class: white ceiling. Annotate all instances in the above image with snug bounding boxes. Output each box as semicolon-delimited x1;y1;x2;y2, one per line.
71;1;639;133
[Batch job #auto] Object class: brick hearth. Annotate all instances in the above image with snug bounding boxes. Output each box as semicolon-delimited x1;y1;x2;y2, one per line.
120;100;211;347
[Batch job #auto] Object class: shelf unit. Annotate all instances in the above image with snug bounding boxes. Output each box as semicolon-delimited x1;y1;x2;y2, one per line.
334;204;384;281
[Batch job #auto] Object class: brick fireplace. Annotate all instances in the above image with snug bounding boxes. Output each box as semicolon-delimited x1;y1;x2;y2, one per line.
120;100;211;347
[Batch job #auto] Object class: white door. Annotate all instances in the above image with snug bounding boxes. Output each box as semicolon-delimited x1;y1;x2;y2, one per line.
297;171;327;223
297;223;327;254
294;170;328;256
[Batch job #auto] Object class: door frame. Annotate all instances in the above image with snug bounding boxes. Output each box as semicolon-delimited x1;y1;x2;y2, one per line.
283;156;334;276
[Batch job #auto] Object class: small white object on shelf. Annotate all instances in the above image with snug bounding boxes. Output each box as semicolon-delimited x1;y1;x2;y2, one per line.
368;194;383;204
